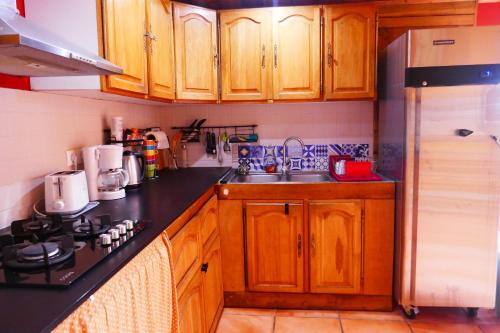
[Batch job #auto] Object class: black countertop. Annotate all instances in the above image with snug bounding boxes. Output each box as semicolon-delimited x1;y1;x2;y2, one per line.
0;167;231;333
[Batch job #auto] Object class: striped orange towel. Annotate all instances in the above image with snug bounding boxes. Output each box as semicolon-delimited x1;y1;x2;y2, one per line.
53;231;179;333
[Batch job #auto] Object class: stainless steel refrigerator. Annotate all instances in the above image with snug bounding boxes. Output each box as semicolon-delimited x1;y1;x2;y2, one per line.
378;26;500;318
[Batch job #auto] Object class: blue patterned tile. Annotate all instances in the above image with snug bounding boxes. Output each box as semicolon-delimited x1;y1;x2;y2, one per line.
315;157;329;171
303;145;315;158
315;145;328;157
342;144;369;159
263;145;276;157
238;145;251;158
250;145;264;158
276;145;284;157
328;144;342;155
290;158;302;171
249;158;263;171
287;145;303;158
301;157;315;171
276;157;284;171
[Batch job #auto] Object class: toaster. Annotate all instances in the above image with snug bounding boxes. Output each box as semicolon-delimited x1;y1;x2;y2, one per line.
44;170;90;214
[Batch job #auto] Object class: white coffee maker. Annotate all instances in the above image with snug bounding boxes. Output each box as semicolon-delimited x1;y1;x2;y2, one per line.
82;145;129;200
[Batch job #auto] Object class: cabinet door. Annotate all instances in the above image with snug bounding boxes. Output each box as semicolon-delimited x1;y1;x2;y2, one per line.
178;269;205;333
202;236;224;333
173;3;218;100
324;5;375;100
147;0;175;99
171;215;201;286
102;0;148;94
200;195;218;247
309;201;362;294
245;201;304;292
272;6;321;100
220;9;272;101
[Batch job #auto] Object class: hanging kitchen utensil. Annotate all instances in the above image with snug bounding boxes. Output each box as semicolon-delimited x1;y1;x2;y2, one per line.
217;130;224;164
222;130;231;152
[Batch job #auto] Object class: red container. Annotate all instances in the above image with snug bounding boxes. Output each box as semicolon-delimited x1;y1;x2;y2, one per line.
345;161;371;177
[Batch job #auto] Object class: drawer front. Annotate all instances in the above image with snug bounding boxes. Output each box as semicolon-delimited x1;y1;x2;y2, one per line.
200;195;219;246
172;215;201;286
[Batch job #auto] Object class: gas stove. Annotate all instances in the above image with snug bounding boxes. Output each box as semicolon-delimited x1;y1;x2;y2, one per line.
0;214;148;288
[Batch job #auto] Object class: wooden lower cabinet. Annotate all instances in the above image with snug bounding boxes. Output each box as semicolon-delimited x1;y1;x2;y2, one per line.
178;269;205;333
245;201;304;293
172;195;224;333
202;236;224;333
309;200;362;294
218;184;395;310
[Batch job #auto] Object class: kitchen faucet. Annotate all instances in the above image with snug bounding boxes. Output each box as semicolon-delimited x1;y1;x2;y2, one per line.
282;136;305;175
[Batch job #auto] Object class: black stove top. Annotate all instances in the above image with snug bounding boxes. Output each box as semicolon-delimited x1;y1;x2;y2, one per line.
0;213;147;288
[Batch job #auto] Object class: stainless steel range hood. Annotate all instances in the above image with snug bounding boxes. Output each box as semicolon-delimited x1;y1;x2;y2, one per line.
0;1;122;77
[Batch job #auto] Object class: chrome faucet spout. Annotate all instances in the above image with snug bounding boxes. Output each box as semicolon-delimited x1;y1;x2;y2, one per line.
282;136;305;175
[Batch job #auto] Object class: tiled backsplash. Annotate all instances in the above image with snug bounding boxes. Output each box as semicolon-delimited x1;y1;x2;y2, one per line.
237;143;370;172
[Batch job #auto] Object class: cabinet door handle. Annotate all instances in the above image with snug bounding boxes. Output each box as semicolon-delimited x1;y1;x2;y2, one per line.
327;42;332;67
297;234;302;258
213;46;218;69
311;233;316;257
274;44;278;68
262;45;266;69
201;263;209;273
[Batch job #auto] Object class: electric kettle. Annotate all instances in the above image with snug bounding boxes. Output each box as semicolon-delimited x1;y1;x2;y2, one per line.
122;151;145;188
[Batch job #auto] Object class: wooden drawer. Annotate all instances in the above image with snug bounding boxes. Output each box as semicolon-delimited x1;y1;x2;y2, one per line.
172;214;201;286
200;195;219;246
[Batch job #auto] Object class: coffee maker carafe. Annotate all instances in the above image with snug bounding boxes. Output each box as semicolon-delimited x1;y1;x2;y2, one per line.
83;145;129;200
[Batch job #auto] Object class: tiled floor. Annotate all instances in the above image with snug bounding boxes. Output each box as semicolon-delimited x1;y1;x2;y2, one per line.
216;307;500;333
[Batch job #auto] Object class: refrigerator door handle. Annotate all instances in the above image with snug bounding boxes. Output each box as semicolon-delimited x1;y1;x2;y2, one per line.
456;129;474;137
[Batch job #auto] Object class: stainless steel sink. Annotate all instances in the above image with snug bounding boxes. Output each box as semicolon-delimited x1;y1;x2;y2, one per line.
284;173;333;183
227;172;333;184
230;173;282;184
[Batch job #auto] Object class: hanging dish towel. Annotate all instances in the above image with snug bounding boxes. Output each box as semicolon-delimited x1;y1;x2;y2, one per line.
53;231;179;333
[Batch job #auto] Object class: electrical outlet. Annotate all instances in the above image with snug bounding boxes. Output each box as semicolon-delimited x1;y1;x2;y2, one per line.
66;149;82;169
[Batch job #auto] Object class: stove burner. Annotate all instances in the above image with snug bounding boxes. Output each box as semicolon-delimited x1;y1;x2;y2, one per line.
24;220;49;231
11;215;63;240
64;215;111;239
2;235;75;270
19;243;60;261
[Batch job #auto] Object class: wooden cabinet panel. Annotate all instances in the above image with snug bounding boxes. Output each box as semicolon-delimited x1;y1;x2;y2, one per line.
171;215;201;286
309;200;362;294
202;236;224;333
363;199;394;296
178;269;205;333
245;201;304;293
272;6;321;100
173;2;218;100
220;9;272;101
324;5;375;100
102;0;148;94
147;0;175;99
200;195;218;246
219;200;246;292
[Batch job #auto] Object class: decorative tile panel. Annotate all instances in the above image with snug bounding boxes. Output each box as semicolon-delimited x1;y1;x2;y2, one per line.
236;143;370;172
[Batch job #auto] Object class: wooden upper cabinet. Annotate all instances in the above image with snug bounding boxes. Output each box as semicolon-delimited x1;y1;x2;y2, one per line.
309;201;362;294
245;201;304;293
220;9;272;101
324;5;376;100
102;0;148;94
173;2;218;100
146;0;175;99
272;6;321;100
